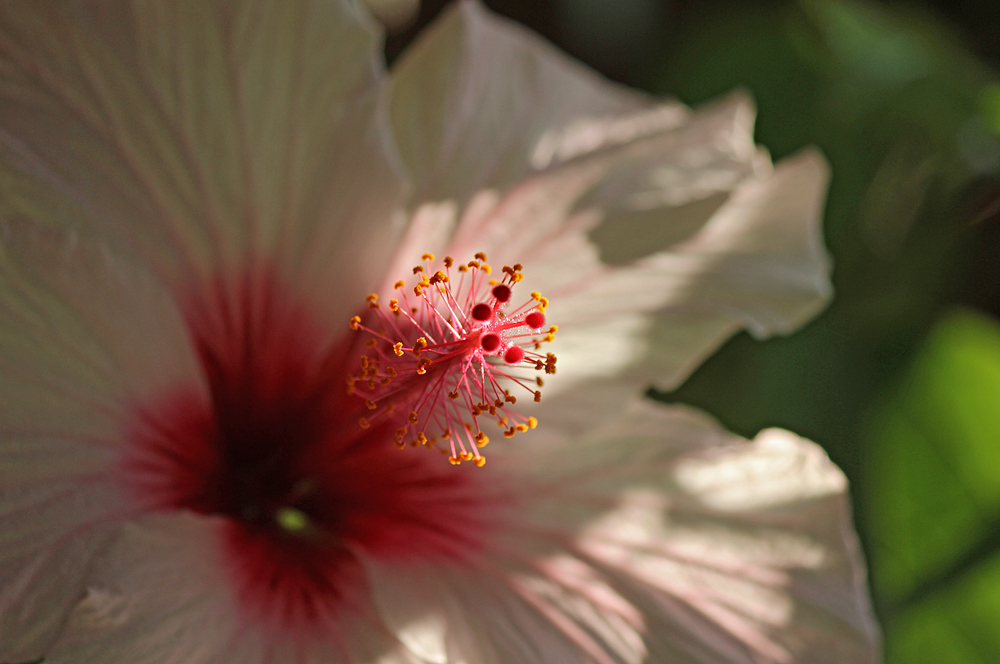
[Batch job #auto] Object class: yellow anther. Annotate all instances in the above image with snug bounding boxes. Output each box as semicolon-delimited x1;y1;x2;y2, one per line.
365;338;377;348
513;263;523;271
534;391;542;403
475;432;489;447
412;265;424;274
504;428;517;438
394;439;406;449
408;411;419;424
386;367;397;377
349;316;361;330
443;256;454;267
488;279;499;286
394;280;405;290
389;299;400;313
366;293;379;308
417;433;428;446
396;426;408;438
393;342;404;357
481;264;491;275
548;325;558;333
441;429;451;440
516;424;528;433
535;377;544;387
448;390;459;400
467;260;480;269
365;399;377;410
449;456;461;465
460;452;473;461
539;297;549;308
475;252;487;261
458;264;468;273
359;355;369;369
473;456;486;467
412;337;428;356
527;417;538;429
422;253;435;262
531;291;542;300
358;417;371;429
416;358;432;374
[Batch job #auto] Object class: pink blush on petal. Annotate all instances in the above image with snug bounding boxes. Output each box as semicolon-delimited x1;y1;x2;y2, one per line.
119;269;497;639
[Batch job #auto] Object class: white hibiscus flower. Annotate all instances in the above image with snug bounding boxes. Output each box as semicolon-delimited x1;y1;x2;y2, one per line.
0;1;879;663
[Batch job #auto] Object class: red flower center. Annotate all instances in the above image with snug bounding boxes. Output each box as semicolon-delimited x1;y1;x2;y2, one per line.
119;270;496;640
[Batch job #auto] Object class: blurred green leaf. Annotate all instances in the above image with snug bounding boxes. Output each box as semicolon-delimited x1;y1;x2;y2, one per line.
867;309;1000;660
887;553;1000;662
799;0;936;86
981;84;1000;136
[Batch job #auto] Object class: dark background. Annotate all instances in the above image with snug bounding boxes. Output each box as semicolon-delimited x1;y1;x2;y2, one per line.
388;2;1000;660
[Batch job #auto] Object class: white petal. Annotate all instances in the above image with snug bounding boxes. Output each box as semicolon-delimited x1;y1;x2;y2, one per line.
553;150;833;391
45;511;423;664
0;0;406;325
387;2;831;390
389;0;659;206
0;483;122;663
362;0;420;30
47;513;269;664
0;220;197;659
365;560;622;664
496;397;880;663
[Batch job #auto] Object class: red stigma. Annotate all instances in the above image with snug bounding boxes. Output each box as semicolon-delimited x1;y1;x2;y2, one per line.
480;332;501;352
503;346;524;365
472;302;492;321
525;311;545;330
491;284;512;303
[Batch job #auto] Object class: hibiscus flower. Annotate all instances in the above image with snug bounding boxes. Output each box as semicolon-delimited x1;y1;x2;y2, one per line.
0;1;879;663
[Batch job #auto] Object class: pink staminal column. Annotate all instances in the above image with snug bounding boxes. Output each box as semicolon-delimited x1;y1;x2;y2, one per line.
348;253;558;466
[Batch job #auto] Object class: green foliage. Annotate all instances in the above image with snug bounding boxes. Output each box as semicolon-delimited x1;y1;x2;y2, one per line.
867;310;1000;661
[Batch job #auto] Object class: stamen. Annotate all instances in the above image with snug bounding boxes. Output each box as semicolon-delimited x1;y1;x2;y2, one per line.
347;254;556;466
